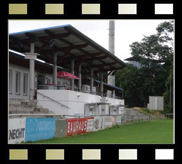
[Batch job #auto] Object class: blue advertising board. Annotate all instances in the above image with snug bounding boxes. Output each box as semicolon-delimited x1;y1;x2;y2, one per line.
25;118;55;142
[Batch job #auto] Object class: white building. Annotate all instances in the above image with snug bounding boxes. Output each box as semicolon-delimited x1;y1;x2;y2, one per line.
9;24;126;115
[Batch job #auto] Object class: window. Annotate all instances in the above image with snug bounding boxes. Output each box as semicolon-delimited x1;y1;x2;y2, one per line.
15;72;20;94
23;73;28;95
9;70;12;93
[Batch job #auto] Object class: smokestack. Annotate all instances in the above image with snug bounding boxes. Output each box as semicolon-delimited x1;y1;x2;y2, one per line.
107;20;115;98
109;20;115;55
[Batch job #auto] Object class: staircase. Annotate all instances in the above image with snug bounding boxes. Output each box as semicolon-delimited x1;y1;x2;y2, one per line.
9;98;54;114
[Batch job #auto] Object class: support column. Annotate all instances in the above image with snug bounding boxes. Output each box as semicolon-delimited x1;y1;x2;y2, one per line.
71;60;74;91
29;43;35;100
90;69;93;94
53;53;57;85
100;72;103;97
113;90;115;98
78;65;82;92
122;90;124;99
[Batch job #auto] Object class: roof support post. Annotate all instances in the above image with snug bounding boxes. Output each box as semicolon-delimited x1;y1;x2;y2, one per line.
100;72;103;97
29;43;35;100
78;65;82;92
122;90;124;99
71;60;74;91
90;69;94;94
53;53;57;85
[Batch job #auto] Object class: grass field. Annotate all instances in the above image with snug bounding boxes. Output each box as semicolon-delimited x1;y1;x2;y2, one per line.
29;119;173;144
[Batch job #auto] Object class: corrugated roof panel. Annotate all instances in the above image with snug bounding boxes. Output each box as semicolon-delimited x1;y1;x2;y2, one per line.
9;24;126;73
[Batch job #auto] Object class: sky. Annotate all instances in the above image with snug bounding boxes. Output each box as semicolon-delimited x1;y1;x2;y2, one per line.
8;19;171;61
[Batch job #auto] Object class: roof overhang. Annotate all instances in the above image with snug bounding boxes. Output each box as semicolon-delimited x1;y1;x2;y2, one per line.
9;24;126;75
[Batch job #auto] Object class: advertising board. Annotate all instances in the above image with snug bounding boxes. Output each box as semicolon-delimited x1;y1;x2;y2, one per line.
105;116;113;128
117;116;122;125
112;116;117;125
67;118;87;136
9;118;26;144
25;118;55;142
93;116;105;131
86;117;94;132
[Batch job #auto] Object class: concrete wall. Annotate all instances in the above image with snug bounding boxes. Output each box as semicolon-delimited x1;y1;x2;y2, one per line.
101;97;125;114
55;119;67;138
37;90;102;115
84;104;101;115
102;97;124;105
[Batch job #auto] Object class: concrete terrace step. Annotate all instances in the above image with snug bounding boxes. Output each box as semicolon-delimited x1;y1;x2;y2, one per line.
9;106;50;114
9;104;34;112
9;99;22;105
9;98;49;114
34;108;49;113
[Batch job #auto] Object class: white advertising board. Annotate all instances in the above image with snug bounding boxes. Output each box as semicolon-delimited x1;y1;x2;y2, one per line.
105;116;113;128
86;117;94;132
9;118;26;144
93;116;105;131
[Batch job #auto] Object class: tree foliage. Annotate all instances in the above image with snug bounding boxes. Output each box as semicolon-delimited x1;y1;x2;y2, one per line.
116;21;174;112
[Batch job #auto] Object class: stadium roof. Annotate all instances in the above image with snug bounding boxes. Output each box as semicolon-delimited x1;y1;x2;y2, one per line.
9;24;126;75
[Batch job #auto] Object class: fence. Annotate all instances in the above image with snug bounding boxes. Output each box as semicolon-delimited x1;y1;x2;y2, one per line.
8;113;165;144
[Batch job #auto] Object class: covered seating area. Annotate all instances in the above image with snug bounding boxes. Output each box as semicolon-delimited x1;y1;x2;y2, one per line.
9;24;126;100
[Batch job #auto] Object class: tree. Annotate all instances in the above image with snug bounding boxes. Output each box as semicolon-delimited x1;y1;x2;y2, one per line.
116;64;142;107
116;21;174;110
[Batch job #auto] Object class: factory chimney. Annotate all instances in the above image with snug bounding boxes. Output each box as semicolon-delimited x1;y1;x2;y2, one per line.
107;20;115;98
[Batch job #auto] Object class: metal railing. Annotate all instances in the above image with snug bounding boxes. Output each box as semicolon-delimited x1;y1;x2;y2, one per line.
38;85;79;91
9;113;166;124
165;113;173;119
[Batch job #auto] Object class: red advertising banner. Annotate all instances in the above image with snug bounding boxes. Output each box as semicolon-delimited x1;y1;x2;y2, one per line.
77;118;87;134
67;118;87;136
67;118;77;136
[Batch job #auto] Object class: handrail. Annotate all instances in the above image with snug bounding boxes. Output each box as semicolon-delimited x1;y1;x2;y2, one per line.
9;113;123;118
33;89;70;109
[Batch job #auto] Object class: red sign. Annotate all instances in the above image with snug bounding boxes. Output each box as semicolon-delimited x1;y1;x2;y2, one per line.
67;118;87;136
77;118;87;134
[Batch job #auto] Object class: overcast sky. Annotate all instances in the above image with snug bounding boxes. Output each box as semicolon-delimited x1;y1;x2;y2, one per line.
9;19;170;61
